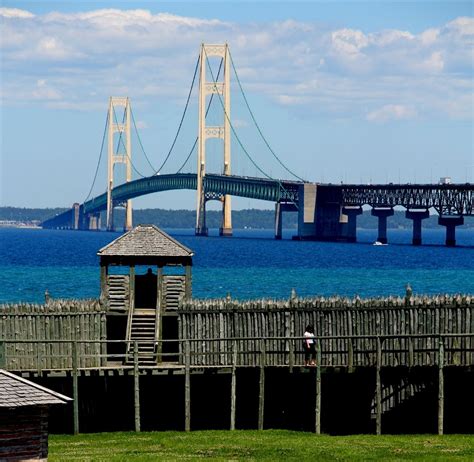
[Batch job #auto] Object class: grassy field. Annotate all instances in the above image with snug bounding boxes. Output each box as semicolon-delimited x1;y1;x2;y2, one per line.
49;430;474;461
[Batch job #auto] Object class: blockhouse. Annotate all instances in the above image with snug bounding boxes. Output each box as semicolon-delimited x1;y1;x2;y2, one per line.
0;369;71;461
98;224;193;364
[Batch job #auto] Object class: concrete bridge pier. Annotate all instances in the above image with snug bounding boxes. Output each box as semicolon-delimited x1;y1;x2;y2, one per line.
296;184;350;241
275;202;298;239
405;209;430;245
195;201;208;237
342;206;363;243
438;215;464;246
296;184;317;239
88;213;101;231
371;208;394;244
72;203;81;230
219;196;233;237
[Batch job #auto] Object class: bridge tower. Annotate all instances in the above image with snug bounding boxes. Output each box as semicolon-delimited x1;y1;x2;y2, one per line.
107;97;133;232
196;43;232;237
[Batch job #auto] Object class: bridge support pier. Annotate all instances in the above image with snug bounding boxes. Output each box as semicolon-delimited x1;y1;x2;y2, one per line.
275;202;298;239
296;184;352;241
405;209;430;245
342;206;363;243
73;203;81;230
195;200;208;237
88;213;101;231
296;184;317;239
219;196;232;237
371;208;394;244
438;215;464;247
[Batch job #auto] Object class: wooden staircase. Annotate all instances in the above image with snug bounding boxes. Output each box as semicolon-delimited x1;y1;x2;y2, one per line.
370;376;429;418
126;308;158;365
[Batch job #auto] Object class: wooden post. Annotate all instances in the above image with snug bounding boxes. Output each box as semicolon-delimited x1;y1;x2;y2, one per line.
315;340;322;434
230;340;237;430
156;267;163;361
258;339;266;430
185;264;192;299
348;338;354;373
289;338;295;373
129;265;135;312
36;342;41;375
72;341;79;435
185;341;191;432
99;264;108;303
438;338;444;435
408;337;414;368
375;337;382;435
134;341;141;432
0;341;5;369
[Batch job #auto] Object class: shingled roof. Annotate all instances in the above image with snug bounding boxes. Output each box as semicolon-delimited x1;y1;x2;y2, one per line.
97;224;194;258
0;370;71;408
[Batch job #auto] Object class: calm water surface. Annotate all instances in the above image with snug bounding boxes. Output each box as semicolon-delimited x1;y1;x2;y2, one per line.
0;227;473;303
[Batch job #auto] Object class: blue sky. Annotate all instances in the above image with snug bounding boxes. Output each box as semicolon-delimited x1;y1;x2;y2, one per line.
1;1;473;209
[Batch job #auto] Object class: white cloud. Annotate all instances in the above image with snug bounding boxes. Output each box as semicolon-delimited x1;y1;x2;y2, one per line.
420;28;439;45
0;9;471;121
444;16;474;36
366;104;417;122
0;8;34;19
331;28;368;57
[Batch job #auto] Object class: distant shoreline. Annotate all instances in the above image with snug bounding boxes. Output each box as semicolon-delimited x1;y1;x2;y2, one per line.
1;207;473;230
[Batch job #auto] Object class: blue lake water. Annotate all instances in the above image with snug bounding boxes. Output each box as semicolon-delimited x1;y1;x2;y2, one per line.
0;227;473;303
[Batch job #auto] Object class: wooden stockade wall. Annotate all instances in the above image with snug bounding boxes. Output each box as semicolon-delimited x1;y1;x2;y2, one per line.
179;294;474;367
0;300;106;370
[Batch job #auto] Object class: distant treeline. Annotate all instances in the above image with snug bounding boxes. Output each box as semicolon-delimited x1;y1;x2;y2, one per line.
1;206;473;229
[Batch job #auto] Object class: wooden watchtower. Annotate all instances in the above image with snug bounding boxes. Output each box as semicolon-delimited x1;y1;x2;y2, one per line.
98;225;193;364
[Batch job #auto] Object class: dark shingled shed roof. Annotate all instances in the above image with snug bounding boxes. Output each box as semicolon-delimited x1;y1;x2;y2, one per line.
0;370;72;407
97;224;194;258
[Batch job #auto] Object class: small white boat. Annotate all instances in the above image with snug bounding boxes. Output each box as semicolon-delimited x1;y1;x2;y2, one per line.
373;241;387;246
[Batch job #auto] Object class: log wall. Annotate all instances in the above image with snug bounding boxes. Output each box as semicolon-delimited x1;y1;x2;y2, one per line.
178;294;474;367
0;406;49;461
0;299;106;370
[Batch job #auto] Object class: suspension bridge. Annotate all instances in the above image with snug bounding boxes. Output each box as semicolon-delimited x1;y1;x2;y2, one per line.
42;43;473;246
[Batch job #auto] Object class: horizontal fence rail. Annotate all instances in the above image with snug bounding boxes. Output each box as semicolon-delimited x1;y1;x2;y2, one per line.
0;334;473;372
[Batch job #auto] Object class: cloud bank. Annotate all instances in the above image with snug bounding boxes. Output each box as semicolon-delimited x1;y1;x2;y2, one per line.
1;7;472;121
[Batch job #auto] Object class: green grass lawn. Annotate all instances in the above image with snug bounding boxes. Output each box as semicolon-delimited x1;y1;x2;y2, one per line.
49;430;474;461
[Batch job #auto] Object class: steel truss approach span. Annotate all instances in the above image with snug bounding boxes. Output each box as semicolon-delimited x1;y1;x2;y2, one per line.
340;184;473;216
84;173;300;215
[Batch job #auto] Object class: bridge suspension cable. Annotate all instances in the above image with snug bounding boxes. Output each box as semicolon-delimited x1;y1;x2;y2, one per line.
229;51;305;182
130;107;156;173
153;56;200;175
83;113;109;203
204;48;299;209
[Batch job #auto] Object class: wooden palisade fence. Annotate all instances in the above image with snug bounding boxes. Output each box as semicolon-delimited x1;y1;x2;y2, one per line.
178;293;474;367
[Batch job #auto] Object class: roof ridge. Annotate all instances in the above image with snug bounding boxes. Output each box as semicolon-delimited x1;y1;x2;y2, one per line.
97;224;194;257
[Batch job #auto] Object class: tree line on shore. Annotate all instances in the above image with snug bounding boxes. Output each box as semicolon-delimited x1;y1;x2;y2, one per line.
1;206;472;229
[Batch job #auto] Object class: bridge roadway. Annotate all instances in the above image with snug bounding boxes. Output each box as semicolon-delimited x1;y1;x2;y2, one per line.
84;173;300;214
42;173;472;244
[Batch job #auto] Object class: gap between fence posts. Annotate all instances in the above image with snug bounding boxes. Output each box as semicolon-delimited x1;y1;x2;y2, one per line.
133;341;141;432
438;337;444;435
